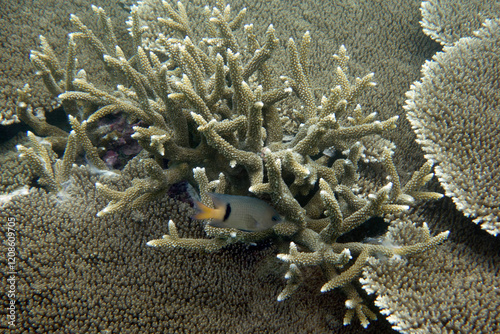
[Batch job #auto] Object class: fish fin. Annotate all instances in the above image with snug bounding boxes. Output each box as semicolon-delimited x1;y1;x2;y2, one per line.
206;192;227;207
185;182;201;203
238;227;255;233
247;216;260;231
192;200;225;221
232;214;260;232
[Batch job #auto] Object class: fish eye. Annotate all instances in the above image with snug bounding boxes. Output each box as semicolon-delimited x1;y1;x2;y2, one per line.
271;215;280;222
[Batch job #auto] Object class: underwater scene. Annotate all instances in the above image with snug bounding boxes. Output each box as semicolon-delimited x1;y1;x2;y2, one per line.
1;0;499;333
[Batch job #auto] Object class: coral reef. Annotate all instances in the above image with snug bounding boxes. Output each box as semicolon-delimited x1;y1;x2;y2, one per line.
420;0;500;46
0;134;35;193
361;206;500;333
0;0;132;126
128;0;441;175
5;161;368;333
9;0;453;330
406;19;500;236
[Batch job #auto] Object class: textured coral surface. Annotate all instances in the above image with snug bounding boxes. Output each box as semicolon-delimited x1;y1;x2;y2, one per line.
1;0;498;333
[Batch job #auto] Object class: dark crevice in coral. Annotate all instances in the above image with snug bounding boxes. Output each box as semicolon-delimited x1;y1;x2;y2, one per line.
337;216;389;244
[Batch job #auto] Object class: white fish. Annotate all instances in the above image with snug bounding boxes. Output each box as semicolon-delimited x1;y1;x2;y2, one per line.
193;193;282;232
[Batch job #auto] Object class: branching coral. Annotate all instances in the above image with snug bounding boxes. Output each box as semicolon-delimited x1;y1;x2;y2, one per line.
16;131;76;192
24;0;449;328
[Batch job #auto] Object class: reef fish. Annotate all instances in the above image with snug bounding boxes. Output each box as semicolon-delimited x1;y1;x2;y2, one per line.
193;193;282;232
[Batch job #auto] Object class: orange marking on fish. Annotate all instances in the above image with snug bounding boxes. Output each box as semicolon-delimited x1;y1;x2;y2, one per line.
193;200;226;221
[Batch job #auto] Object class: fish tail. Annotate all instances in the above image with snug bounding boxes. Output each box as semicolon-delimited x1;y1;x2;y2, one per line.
192;200;225;220
192;201;213;219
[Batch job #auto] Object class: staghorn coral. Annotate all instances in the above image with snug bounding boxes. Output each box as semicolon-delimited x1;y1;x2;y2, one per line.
406;18;500;236
224;0;440;175
0;0;131;126
1;154;406;333
15;131;75;193
0;162;307;332
14;118;111;194
420;0;500;46
3;0;442;179
0;134;36;194
22;0;450;329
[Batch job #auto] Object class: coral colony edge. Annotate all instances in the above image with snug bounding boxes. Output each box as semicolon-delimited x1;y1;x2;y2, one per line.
12;0;448;329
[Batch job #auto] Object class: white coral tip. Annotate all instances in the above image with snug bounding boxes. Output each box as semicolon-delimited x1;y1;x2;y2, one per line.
320;285;330;293
277;293;286;302
382;182;393;191
345;299;356;309
96;207;110;217
193;167;206;174
277;254;290;261
168;220;176;230
340;248;352;260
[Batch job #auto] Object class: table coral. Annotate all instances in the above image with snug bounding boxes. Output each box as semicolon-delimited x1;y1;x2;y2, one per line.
406;19;500;236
